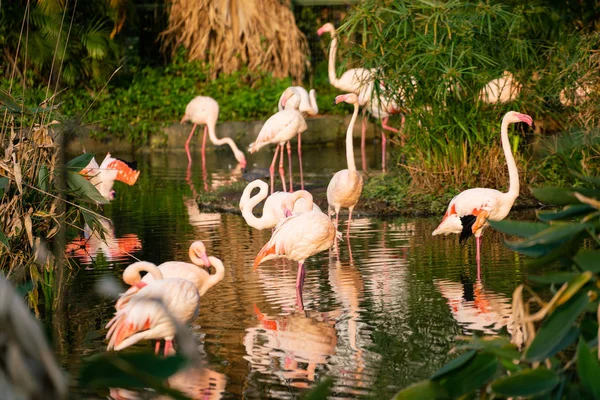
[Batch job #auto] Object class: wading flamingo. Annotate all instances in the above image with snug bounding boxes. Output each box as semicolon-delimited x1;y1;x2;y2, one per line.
254;205;339;308
80;152;140;202
250;109;307;193
239;179;321;230
478;71;522;104
327;93;364;234
106;262;200;356
278;86;319;189
432;111;533;272
180;96;247;169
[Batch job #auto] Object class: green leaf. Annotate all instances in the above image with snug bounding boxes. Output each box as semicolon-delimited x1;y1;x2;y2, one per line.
392;380;448;400
491;368;560;397
557;272;592;305
537;204;595;222
439;353;499;398
528;272;579;285
431;350;476;380
505;223;591;257
532;187;600;206
569;170;600;186
525;291;589;362
577;339;600;399
488;219;549;238
38;165;49;192
0;91;26;114
302;378;334;399
79;352;189;399
0;229;9;250
0;176;8;197
66;171;108;204
544;326;579;360
66;153;95;172
574;250;600;273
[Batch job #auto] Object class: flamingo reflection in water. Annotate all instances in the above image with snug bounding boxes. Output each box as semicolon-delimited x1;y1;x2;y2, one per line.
65;218;141;265
435;276;523;347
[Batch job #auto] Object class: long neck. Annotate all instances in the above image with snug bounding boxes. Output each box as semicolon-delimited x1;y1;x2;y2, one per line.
188;244;206;266
328;32;340;87
501;116;519;199
199;256;225;296
308;89;318;115
346;103;359;172
207;121;244;161
240;182;272;229
124;262;163;285
290;190;314;211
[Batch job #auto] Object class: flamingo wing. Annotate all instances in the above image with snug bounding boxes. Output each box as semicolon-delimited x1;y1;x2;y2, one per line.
251;110;307;153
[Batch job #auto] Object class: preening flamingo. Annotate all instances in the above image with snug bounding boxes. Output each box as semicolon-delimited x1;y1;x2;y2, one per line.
80;152;140;202
239;179;321;230
478;71;522;104
327;93;364;234
253;209;339;308
278;86;319;189
106;262;200;356
250;109;307;193
559;81;593;107
181;96;247;169
432;111;533;271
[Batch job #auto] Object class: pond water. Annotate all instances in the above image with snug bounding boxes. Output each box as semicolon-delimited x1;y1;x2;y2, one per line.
61;145;535;399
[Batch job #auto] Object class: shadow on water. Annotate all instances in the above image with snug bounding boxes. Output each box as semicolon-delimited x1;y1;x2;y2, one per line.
63;145;539;398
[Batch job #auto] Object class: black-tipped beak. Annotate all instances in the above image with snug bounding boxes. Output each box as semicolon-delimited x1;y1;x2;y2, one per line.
332;100;338;107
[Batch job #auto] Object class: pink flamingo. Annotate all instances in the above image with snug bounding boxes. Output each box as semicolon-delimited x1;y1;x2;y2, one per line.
278;86;319;189
254;199;339;309
180;96;247;169
239;179;321;230
432;111;533;272
106;262;200;356
327;93;364;234
80;152;140;202
478;71;522;104
250;109;307;193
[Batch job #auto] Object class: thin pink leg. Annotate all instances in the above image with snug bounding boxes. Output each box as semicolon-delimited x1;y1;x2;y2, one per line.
476;235;481;276
347;207;354;237
185;124;197;164
202;126;208;192
361;114;367;171
278;144;287;192
286;141;293;192
296;262;305;291
335;212;339;229
269;146;280;194
154;340;161;355
297;132;304;190
164;339;173;356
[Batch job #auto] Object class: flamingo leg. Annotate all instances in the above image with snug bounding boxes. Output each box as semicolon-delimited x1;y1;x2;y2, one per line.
298;132;304;190
361;113;367;171
476;235;482;270
202;126;208;192
278;144;287;192
296;262;305;292
347;206;355;237
335;212;339;229
154;340;161;355
269;146;280;194
286;141;293;192
185;124;197;164
164;339;173;357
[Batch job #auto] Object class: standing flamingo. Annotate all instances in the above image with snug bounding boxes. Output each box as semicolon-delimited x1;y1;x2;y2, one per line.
250;109;307;193
239;179;321;230
327;93;364;234
478;71;522;104
278;86;319;189
180;96;247;170
80;152;140;202
253;208;339;309
432;111;533;271
106;262;200;356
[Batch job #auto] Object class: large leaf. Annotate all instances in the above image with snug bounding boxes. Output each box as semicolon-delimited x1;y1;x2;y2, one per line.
574;250;600;273
38;165;49;192
0;229;9;250
505;223;591;257
528;272;579;285
430;350;475;380
491;368;560;397
577;338;600;399
537;204;595;222
66;171;108;204
78;352;189;399
392;380;448;400
525;290;589;361
488;219;549;238
66;153;95;172
0;176;8;197
439;353;499;398
532;187;600;206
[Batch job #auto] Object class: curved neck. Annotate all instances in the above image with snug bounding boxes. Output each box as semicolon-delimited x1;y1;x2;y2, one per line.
123;262;163;286
308;89;318;115
188;244;206;266
346;102;359;172
240;181;272;229
501;115;519;199
207;122;244;161
200;256;225;296
327;31;340;87
289;190;314;211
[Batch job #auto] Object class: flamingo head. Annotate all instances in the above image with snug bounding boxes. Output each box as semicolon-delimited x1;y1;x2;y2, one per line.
108;190;116;201
335;93;359;105
317;23;335;36
506;111;533;127
180;113;190;124
234;150;247;169
190;241;211;266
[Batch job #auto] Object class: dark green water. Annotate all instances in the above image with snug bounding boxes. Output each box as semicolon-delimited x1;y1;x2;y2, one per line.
61;146;533;399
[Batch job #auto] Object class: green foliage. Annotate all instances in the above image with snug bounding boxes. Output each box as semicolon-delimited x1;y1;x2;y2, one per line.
393;170;600;398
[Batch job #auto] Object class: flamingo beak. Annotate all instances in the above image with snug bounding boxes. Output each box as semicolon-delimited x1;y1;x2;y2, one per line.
240;159;247;169
284;208;292;218
201;252;211;267
135;282;147;289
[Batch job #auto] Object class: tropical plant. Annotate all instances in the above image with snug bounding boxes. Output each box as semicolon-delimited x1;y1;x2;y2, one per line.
160;0;310;82
393;171;600;399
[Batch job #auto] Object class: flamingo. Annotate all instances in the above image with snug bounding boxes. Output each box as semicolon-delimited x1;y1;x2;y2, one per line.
278;86;319;189
106;262;200;356
432;111;533;271
239;179;321;230
327;93;364;234
253;209;339;308
559;81;593;107
478;71;522;104
80;152;140;202
180;96;247;170
250;109;307;193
